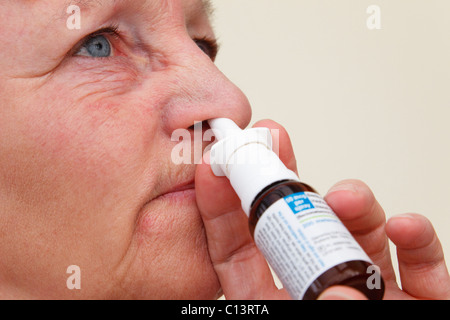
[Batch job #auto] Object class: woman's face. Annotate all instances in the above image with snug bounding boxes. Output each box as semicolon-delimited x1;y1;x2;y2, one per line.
0;0;251;299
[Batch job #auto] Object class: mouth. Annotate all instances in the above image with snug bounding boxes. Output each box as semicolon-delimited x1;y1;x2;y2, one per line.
136;176;197;235
154;179;196;201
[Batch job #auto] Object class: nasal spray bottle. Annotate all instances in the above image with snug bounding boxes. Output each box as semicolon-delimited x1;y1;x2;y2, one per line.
208;118;385;300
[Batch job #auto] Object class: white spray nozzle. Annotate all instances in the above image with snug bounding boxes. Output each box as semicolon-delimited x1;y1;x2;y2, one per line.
208;118;300;216
208;118;242;141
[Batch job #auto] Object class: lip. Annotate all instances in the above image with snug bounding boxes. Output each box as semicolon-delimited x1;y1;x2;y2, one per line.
165;181;195;194
155;180;196;200
137;178;197;235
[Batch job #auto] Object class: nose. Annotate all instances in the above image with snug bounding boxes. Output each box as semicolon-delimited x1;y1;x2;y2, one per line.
159;39;252;134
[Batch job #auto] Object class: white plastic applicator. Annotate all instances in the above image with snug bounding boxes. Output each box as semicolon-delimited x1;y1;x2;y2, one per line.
208;118;300;216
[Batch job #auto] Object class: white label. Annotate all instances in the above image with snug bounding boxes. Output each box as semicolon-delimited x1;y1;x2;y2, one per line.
254;191;372;300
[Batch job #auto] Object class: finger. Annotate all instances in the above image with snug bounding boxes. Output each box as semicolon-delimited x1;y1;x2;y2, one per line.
386;214;450;299
196;152;289;300
324;180;397;283
317;285;368;300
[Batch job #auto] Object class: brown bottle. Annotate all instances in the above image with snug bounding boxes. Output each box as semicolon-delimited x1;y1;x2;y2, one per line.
249;180;385;300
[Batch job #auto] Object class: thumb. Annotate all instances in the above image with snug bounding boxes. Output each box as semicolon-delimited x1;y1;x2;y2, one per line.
195;151;285;299
317;286;368;300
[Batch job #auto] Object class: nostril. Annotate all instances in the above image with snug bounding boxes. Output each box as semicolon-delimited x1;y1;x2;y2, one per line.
187;120;210;133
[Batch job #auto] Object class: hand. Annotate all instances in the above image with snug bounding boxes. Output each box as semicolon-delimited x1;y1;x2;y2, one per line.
320;181;450;300
195;120;450;300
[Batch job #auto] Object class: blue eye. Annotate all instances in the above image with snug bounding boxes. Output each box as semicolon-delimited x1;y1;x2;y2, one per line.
85;35;111;57
77;34;112;58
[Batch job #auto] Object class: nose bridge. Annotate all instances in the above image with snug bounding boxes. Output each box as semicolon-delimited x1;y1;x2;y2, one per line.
162;43;252;132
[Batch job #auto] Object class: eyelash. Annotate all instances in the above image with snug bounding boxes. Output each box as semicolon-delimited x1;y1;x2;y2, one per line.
74;25;219;61
89;24;121;40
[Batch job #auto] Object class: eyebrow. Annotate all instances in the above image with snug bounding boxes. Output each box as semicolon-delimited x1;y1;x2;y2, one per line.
62;0;214;19
64;0;105;12
56;0;107;22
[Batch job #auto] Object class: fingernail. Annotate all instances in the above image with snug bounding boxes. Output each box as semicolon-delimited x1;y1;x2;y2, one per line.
387;213;417;224
392;213;416;219
318;290;355;300
325;181;359;198
317;286;367;300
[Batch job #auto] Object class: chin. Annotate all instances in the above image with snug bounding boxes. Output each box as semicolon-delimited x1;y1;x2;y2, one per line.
117;194;221;300
116;236;221;300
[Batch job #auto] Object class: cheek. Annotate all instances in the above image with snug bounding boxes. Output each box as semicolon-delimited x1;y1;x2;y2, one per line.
7;83;160;213
31;95;151;176
0;84;166;296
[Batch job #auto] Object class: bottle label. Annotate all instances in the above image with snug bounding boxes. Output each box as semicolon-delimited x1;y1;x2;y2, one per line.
254;191;372;300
